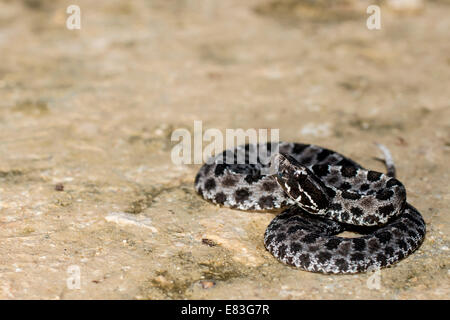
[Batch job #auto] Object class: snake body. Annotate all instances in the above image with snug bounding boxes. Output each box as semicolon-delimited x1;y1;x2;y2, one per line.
194;142;425;274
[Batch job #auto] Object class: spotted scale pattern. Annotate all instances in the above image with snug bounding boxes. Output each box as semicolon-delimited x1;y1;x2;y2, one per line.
194;142;426;274
264;204;425;273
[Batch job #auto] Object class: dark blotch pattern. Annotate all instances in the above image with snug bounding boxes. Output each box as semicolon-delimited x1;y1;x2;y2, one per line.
214;192;227;204
312;164;329;177
317;251;332;264
350;207;363;217
222;175;238;187
299;253;311;268
341;166;357;178
204;178;216;191
360;183;370;191
341;211;349;221
353;238;366;251
363;215;376;225
376;253;387;266
290;242;302;252
375;231;392;243
245;173;262;184
385;246;394;256
275;233;287;242
340;182;352;190
235;188;250;203
396;239;408;251
214;164;227;176
262;181;278;192
292;144;308;154
325;238;341;250
258;196;275;208
317;149;333;161
278;244;287;258
351;252;365;262
303;233;320;244
287;225;302;234
378;204;395;217
337;158;355;167
376;189;394;201
335;258;348;272
368;238;380;252
330;202;342;211
341;190;361;200
367;171;382;181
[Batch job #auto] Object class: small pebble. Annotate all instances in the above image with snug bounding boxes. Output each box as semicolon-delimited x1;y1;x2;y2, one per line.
200;280;216;289
202;238;217;247
55;183;64;191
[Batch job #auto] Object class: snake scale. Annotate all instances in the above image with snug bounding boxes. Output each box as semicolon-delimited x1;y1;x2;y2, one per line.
194;142;426;274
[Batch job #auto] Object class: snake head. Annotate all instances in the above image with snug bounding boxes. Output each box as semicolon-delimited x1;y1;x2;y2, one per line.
272;153;330;214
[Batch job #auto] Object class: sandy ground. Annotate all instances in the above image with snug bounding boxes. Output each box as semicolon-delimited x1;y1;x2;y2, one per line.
0;0;448;299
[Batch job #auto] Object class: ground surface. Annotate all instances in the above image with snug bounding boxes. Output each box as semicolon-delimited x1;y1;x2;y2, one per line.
0;0;448;299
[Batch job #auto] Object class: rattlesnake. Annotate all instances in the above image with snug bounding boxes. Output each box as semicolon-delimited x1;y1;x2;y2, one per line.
194;142;425;274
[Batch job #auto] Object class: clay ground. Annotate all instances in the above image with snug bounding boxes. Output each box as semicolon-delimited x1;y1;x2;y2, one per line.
0;0;448;299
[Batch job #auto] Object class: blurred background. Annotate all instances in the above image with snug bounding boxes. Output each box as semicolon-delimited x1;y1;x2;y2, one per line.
0;0;448;299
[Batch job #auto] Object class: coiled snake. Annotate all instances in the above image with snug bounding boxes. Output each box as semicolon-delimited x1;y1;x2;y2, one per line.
194;142;425;274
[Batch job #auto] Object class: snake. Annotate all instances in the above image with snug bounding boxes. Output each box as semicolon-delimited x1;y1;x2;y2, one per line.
194;142;426;274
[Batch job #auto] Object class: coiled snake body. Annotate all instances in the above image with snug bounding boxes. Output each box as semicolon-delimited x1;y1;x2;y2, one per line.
194;142;425;274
